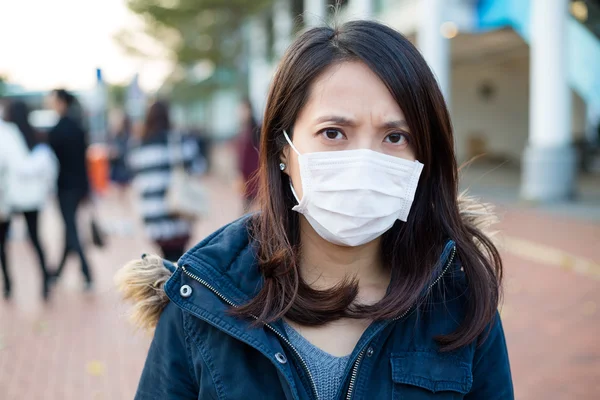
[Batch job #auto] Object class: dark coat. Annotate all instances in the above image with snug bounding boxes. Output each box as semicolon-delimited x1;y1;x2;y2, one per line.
127;216;513;399
48;116;89;194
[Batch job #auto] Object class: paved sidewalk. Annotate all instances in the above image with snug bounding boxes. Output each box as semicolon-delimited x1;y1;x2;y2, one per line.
0;176;598;399
0;177;243;400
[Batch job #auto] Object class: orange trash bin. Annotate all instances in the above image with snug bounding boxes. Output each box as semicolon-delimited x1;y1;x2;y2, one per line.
87;143;110;195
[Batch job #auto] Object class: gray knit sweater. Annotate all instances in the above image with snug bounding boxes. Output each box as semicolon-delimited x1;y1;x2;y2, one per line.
283;323;351;400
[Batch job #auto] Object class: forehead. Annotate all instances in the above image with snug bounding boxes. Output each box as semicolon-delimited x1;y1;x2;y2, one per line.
300;61;404;120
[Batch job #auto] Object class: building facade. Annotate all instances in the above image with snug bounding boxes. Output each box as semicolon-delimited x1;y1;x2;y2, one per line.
244;0;600;202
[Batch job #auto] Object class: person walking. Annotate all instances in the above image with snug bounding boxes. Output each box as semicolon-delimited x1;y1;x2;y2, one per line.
0;111;29;299
235;98;261;212
0;100;57;300
47;89;94;289
118;21;512;399
0;100;58;300
128;100;203;261
107;111;134;235
108;111;133;191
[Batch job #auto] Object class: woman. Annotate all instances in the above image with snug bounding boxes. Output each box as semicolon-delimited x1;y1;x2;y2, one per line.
235;98;261;211
48;89;94;289
0;113;28;299
118;21;512;399
109;111;133;190
128;101;202;261
0;101;57;300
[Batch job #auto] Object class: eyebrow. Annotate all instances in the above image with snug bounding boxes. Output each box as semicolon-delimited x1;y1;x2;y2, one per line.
315;115;409;130
379;120;409;130
315;115;358;126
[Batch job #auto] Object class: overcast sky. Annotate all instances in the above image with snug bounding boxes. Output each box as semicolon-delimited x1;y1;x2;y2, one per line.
0;0;172;91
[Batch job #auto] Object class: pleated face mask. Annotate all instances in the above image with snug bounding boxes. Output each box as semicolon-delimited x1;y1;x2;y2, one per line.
284;130;423;247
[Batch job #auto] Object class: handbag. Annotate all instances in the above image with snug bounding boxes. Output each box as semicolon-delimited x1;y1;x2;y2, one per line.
165;133;209;220
90;218;106;248
83;196;107;248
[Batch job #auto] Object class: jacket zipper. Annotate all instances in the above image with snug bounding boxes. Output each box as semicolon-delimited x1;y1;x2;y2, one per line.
263;322;320;400
180;266;320;400
344;246;456;400
181;245;455;400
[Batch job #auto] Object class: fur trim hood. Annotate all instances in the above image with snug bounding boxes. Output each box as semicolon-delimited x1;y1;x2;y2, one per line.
115;193;498;331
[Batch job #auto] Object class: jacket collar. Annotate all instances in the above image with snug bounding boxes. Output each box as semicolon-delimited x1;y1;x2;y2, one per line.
167;215;456;314
174;215;260;306
160;216;457;399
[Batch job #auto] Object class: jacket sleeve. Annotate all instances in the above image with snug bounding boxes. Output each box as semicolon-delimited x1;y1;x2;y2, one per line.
466;312;514;399
135;302;199;400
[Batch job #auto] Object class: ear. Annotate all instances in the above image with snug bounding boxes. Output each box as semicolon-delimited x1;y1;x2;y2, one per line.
280;146;291;176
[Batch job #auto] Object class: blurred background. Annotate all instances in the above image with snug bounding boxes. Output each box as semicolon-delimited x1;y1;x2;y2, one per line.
0;0;599;399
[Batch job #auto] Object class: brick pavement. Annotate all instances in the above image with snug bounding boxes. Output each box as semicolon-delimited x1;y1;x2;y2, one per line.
494;205;600;399
0;177;243;400
0;176;598;399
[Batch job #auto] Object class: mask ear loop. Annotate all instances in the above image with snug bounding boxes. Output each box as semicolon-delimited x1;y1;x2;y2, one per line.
282;130;302;204
283;130;301;156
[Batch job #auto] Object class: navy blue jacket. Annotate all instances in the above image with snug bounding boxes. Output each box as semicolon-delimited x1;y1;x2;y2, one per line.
135;217;513;399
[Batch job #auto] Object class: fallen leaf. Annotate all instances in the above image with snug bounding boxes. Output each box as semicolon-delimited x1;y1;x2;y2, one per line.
93;391;104;400
86;360;106;376
34;320;49;335
582;301;596;316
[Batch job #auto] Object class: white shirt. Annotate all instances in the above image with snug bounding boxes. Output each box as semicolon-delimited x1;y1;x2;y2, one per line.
0;120;58;218
0;119;28;219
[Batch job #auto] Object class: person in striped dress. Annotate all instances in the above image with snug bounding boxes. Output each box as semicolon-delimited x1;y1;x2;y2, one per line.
128;101;205;261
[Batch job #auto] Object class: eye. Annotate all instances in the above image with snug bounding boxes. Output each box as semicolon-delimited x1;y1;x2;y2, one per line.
319;128;346;140
384;132;409;145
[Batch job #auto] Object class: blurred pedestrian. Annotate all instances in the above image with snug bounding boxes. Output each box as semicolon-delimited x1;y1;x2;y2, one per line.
0;112;28;299
47;89;94;290
0;101;58;300
189;126;212;173
235;98;260;212
105;110;135;236
119;21;512;399
108;111;133;193
128;100;204;261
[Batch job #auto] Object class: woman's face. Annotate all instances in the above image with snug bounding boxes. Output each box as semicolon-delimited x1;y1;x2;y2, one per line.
282;61;416;200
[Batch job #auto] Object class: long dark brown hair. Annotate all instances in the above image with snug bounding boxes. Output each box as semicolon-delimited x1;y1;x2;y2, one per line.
5;100;38;150
142;100;171;139
233;20;502;352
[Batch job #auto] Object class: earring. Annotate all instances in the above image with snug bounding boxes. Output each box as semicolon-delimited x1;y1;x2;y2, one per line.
279;162;286;171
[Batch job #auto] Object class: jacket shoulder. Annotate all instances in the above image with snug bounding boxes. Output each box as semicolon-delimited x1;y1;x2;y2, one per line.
115;216;255;332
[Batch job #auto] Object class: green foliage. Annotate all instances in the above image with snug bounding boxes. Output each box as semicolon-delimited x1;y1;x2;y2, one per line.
120;0;274;102
108;84;127;108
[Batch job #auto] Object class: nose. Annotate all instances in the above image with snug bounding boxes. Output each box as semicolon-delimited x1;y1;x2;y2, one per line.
349;130;381;152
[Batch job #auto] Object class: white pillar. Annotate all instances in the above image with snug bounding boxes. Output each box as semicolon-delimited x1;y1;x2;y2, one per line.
273;0;293;58
529;0;570;148
305;0;327;27
352;0;373;19
522;0;576;201
417;0;450;103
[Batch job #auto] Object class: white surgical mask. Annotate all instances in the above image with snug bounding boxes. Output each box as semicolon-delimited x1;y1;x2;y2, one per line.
284;130;423;247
